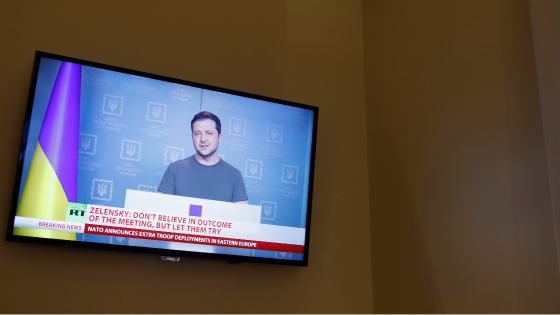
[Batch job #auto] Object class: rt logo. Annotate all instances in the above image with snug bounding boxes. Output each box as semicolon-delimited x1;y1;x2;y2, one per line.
69;209;86;217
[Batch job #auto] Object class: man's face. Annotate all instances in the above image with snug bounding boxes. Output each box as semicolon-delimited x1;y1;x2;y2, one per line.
192;119;222;158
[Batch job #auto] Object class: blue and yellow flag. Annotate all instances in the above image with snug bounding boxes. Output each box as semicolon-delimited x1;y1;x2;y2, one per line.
15;62;81;240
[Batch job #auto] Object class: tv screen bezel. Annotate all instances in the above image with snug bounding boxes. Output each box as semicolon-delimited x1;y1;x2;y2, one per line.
5;51;318;267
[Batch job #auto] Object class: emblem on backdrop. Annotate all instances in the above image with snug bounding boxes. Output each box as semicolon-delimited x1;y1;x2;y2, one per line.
276;252;290;260
79;133;97;155
245;159;263;179
138;185;157;193
282;165;298;184
120;139;142;161
91;179;113;201
228;117;246;137
146;102;167;123
102;94;123;116
260;201;277;221
113;237;126;244
266;124;283;144
164;146;185;165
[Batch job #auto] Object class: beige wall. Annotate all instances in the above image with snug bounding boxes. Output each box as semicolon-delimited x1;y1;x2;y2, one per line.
0;1;372;313
530;0;560;279
363;0;560;313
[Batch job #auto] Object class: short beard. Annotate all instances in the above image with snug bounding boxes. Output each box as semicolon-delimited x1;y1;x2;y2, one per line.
196;147;218;159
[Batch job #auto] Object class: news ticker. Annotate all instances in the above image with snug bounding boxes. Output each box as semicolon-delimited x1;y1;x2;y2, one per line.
13;216;304;254
13;192;305;254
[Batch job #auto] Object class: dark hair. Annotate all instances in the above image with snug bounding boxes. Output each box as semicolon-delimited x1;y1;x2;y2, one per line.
191;111;221;134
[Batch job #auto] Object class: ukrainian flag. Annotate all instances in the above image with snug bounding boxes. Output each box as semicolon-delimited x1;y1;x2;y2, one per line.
14;61;81;240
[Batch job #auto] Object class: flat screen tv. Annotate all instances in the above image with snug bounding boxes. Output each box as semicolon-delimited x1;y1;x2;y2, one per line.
6;51;318;266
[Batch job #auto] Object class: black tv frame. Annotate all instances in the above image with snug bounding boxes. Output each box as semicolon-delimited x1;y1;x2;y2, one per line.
5;51;318;267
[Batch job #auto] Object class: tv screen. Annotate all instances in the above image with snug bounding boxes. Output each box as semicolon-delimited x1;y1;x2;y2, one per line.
6;51;318;266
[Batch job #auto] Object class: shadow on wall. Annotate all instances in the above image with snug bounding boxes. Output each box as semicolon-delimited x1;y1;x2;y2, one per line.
368;106;441;313
499;0;560;311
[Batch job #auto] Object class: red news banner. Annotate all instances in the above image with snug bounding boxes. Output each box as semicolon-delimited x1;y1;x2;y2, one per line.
85;205;304;254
